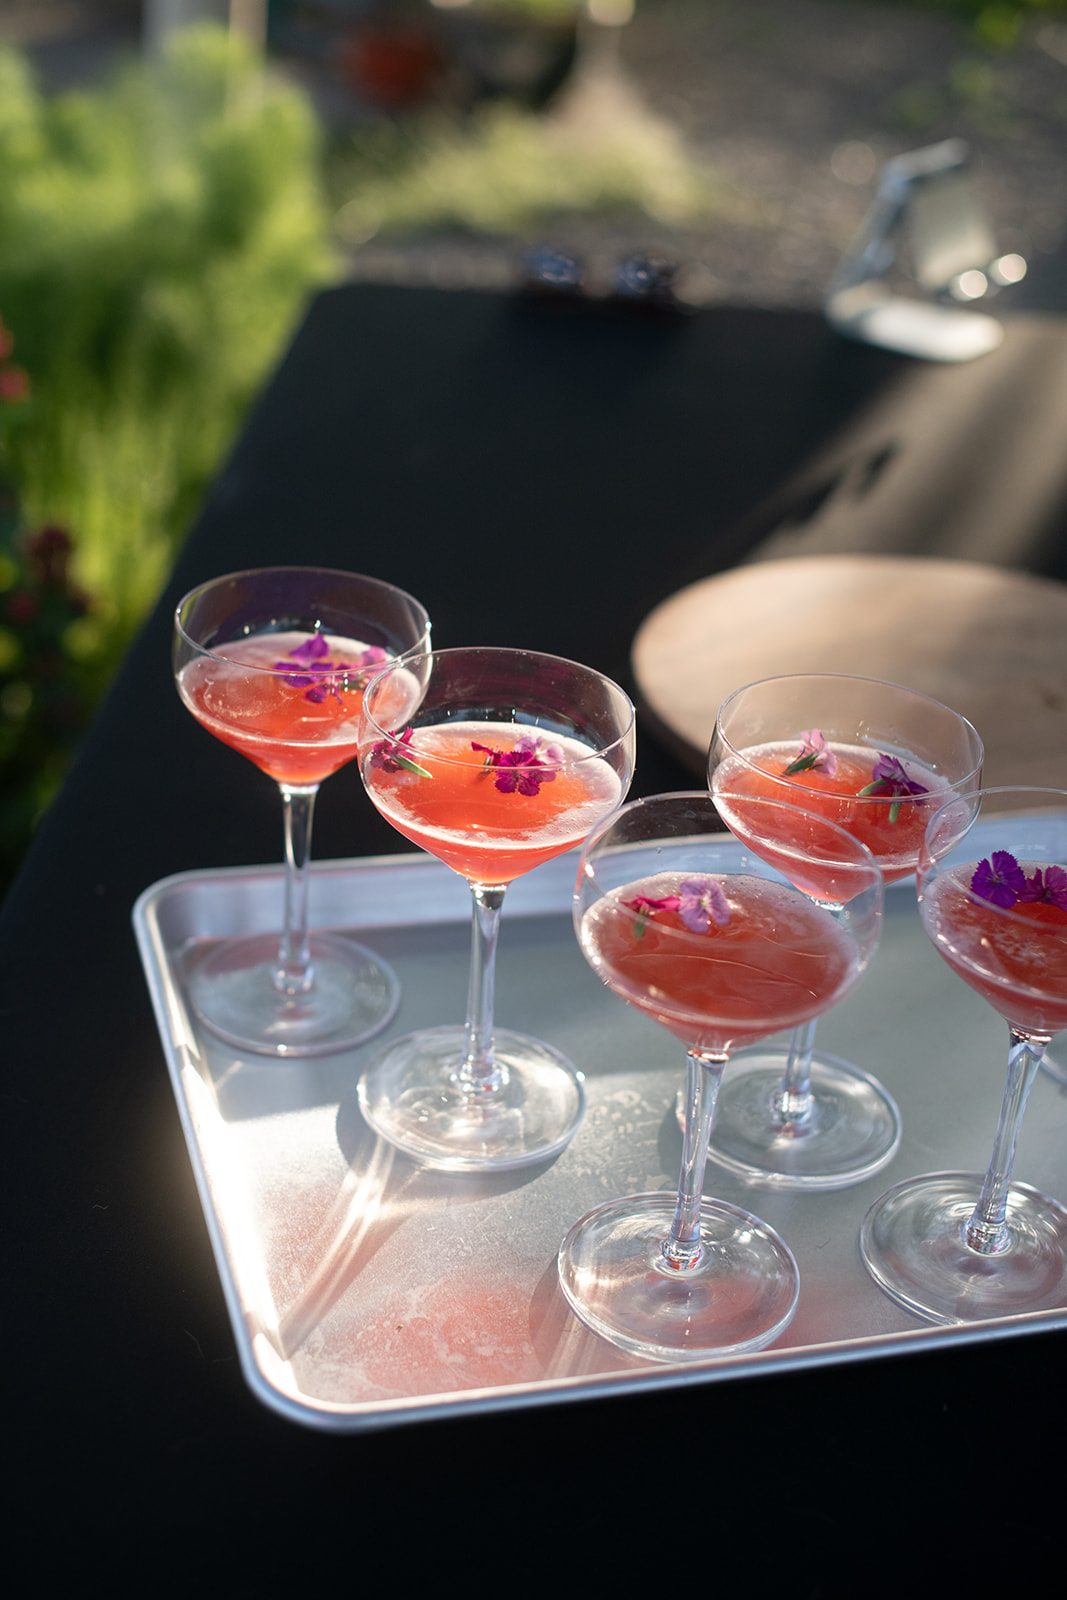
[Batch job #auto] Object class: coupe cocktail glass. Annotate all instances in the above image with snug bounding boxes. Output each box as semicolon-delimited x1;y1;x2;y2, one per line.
174;566;430;1056
706;672;983;1188
558;791;883;1362
357;646;636;1170
860;787;1067;1324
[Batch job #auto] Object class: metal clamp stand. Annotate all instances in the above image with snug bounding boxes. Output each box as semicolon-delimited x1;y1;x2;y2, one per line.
825;138;1025;362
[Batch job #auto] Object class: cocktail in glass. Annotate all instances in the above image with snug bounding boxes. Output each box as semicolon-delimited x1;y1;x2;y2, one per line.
558;791;883;1362
706;672;983;1188
174;566;430;1056
861;787;1067;1324
357;645;636;1170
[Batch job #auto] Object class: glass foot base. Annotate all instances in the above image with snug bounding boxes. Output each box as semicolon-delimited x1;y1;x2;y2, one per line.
557;1193;799;1362
357;1025;586;1171
860;1171;1067;1325
183;931;400;1058
689;1048;901;1190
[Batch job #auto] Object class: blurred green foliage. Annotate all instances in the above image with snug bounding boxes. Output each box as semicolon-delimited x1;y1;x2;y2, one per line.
856;0;1067;49
462;0;582;15
332;99;721;242
0;522;103;886
0;23;334;893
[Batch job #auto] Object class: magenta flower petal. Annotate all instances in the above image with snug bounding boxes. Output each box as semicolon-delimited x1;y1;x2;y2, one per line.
622;891;681;935
625;894;681;917
867;753;929;797
270;635;387;705
471;733;563;795
370;726;432;777
287;633;330;666
1018;864;1067;909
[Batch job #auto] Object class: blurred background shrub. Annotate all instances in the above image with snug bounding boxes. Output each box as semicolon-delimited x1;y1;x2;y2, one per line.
0;21;334;891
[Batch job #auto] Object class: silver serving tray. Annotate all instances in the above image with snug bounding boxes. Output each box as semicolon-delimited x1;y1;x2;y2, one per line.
133;822;1067;1432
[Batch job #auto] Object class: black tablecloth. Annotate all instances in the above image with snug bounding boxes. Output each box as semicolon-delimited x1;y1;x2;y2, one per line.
2;285;1059;1587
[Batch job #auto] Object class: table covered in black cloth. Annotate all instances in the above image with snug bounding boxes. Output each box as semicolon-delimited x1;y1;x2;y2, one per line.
3;284;1062;1588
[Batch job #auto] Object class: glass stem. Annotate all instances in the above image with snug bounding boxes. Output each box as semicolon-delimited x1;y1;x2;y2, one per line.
662;1051;727;1272
272;783;319;997
964;1029;1047;1256
455;885;506;1098
771;1019;817;1128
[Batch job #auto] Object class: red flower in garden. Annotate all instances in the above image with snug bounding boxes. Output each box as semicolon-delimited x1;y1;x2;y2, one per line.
0;365;30;403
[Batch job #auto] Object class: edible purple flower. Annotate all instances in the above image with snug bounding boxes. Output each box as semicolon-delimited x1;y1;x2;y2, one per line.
971;851;1027;908
287;634;330;667
783;728;839;778
370;726;432;779
969;852;1067;914
677;876;731;932
471;733;564;796
858;752;930;823
1017;864;1067;911
274;634;388;706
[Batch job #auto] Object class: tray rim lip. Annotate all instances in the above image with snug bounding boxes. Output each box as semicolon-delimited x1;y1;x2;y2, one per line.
132;847;453;919
240;1305;1067;1435
132;829;1067;1434
238;1299;1067;1440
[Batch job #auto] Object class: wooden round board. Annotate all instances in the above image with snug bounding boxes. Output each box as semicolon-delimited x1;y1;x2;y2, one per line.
631;555;1067;791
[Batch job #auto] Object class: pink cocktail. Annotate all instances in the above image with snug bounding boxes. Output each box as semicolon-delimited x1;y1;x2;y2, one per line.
920;865;1067;1038
173;566;430;1057
705;672;983;1190
363;720;622;885
861;787;1067;1325
558;792;882;1363
581;870;859;1055
357;646;636;1172
714;739;950;893
178;629;381;787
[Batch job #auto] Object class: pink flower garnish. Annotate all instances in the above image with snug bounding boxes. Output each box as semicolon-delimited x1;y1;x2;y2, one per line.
626;892;679;916
623;891;678;938
623;877;730;938
369;726;432;778
471;733;564;796
783;729;838;778
273;634;387;705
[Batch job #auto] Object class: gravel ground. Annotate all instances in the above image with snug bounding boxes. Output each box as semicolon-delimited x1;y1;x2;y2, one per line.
616;0;1067;307
341;1;1067;310
5;0;1067;308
